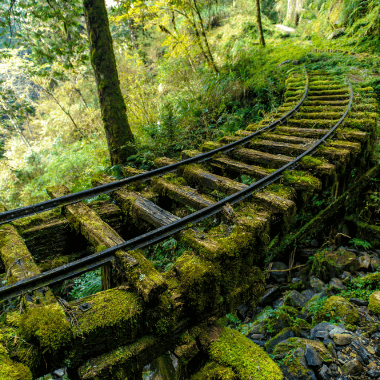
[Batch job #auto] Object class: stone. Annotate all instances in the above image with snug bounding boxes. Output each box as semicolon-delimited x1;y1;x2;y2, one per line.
284;290;308;308
349;298;368;307
311;239;319;247
314;296;360;325
327;28;345;40
358;254;371;270
319;364;330;380
280;347;318;380
310;322;336;340
302;289;316;303
315;331;329;339
236;303;249;320
249;322;265;334
292;60;300;65
278;60;290;67
327;342;337;359
341;271;352;280
273;337;333;362
351;341;370;364
305;344;322;366
291;277;301;284
270;262;288;283
371;256;380;271
265;327;294;353
273;298;284;309
342;358;363;376
328;327;346;338
53;369;66;377
312;250;360;282
250;334;265;340
367;370;380;378
248;338;266;347
369;291;380;315
375;344;380;356
333;334;354;345
329;278;347;291
310;276;326;292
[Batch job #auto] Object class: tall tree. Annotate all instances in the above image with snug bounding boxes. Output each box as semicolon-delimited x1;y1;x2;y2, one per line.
255;0;265;47
83;0;136;165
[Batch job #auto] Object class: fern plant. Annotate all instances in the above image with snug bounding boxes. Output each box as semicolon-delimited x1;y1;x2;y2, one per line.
69;269;102;300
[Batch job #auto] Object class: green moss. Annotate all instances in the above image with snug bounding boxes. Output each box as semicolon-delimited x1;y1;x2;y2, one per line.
19;304;72;354
190;362;237;380
0;344;33;380
369;291;380;315
283;170;321;191
313;296;360;326
71;289;142;337
209;327;283;380
200;141;222;152
273;337;332;362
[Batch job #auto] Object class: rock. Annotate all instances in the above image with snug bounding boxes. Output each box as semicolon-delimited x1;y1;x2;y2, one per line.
259;285;282;306
280;347;317;380
340;271;352;281
327;28;345;40
273;337;333;362
291;277;301;284
310;276;326;292
375;344;380;356
329;278;347;291
319;364;330;380
367;370;380;378
313;296;360;325
315;331;329;339
327;342;337;359
328;326;346;338
270;262;288;283
248;338;266;347
312;250;360;282
292;60;300;65
351;341;370;364
310;322;336;340
371;256;380;271
342;358;363;376
249;322;265;334
250;333;265;340
305;344;322;366
311;239;319;247
284;290;308;308
265;328;294;353
369;291;380;315
358;254;371;270
333;333;354;345
53;369;66;377
349;298;368;307
273;298;284;309
302;289;316;303
236;303;249;320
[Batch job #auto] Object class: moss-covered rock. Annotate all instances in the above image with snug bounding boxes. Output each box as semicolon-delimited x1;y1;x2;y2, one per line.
313;296;360;326
0;344;32;380
209;328;283;380
273;337;333;363
369;291;380;315
190;362;237;380
311;250;360;282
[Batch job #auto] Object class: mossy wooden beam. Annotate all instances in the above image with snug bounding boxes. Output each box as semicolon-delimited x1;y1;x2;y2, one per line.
180;165;247;195
231;147;292;168
0;343;33;380
46;185;167;301
276;165;380;258
210;156;272;179
0;204;56;307
92;175;180;228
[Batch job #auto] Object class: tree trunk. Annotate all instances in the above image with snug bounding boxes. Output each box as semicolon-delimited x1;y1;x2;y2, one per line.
255;0;265;47
83;0;135;165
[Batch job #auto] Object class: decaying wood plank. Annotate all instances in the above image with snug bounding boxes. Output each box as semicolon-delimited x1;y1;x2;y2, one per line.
47;185;167;302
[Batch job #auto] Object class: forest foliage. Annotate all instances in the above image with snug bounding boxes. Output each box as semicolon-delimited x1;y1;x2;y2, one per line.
0;0;378;209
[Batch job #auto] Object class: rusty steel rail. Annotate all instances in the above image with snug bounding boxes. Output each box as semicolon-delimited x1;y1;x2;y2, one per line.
0;76;354;302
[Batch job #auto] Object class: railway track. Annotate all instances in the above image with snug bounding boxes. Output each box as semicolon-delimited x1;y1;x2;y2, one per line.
0;68;378;379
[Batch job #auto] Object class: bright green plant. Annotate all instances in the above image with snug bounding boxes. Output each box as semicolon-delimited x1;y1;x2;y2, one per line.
69;269;102;300
349;238;372;250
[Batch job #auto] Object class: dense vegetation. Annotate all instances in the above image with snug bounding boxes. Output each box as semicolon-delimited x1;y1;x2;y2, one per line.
0;0;377;209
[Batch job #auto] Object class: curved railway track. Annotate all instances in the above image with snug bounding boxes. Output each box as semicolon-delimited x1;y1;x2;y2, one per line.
0;68;378;379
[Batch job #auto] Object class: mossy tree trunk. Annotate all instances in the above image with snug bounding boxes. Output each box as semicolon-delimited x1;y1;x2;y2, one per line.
255;0;265;47
83;0;136;165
